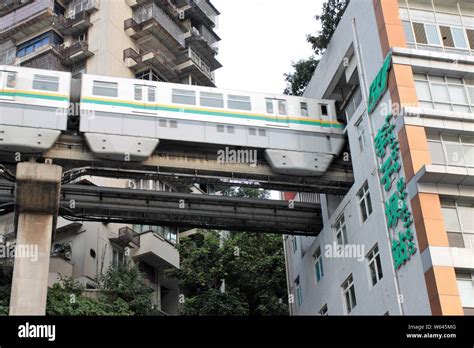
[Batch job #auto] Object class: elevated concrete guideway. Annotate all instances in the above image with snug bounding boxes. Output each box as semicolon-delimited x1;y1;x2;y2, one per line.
0;182;323;235
0;134;354;195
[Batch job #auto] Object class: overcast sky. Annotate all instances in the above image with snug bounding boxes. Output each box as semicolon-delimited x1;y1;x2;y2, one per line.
212;0;324;94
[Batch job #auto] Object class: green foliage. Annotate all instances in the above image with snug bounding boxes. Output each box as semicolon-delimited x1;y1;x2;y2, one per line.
0;260;13;316
284;0;350;95
98;263;157;316
307;0;350;56
284;57;319;96
169;187;288;316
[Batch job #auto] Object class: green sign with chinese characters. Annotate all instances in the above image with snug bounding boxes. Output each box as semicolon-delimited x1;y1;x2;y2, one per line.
374;114;416;270
368;52;392;114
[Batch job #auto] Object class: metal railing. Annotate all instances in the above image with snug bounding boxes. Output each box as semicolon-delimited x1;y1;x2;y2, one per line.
191;0;217;25
0;0;53;33
133;3;185;47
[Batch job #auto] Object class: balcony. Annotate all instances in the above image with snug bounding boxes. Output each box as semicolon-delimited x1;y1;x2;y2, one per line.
125;3;187;53
109;226;140;249
124;47;178;81
56;11;92;36
131;230;179;269
175;47;216;86
176;0;219;28
0;0;57;42
0;0;33;16
61;0;99;13
184;26;220;64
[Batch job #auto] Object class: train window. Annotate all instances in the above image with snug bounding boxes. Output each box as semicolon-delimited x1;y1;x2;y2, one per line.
200;92;224;108
249;128;257;136
6;73;16;88
148;87;156;102
217;125;225;133
172;89;196;105
258;129;266;137
277;100;287;115
170;120;178;128
32;75;59;92
228;95;251;111
265;98;274;114
320;104;328;116
93;81;118;97
300;102;309;117
227;126;235;134
134;85;143;101
159;119;167;127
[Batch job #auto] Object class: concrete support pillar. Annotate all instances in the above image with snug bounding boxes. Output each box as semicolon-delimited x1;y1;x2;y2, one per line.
9;163;62;316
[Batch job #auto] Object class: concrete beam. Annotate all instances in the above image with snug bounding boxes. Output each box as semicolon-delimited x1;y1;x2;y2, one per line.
9;163;62;316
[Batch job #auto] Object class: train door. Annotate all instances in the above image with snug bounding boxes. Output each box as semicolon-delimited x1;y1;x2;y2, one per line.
133;84;157;114
265;98;289;127
0;70;16;100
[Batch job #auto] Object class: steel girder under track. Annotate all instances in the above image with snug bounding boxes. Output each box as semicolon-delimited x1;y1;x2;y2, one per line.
0;182;323;236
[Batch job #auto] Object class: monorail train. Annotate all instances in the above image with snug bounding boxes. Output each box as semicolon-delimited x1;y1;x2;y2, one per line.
0;65;345;175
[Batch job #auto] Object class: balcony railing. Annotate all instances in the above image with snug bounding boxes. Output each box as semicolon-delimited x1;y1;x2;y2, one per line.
0;0;55;40
56;11;92;35
191;0;217;25
124;47;178;80
58;40;94;65
132;3;185;47
0;0;33;16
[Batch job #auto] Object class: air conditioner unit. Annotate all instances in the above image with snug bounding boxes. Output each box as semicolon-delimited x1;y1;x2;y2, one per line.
127;180;137;189
67;10;75;19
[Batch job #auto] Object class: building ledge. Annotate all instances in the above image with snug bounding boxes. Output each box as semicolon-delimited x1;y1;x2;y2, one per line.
131;231;179;269
413;164;474;187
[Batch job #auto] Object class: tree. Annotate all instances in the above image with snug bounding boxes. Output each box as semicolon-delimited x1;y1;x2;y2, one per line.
283;57;319;96
307;0;350;56
284;0;350;95
168;187;288;316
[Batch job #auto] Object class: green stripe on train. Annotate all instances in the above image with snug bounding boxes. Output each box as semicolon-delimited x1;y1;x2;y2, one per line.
81;98;344;129
0;91;69;102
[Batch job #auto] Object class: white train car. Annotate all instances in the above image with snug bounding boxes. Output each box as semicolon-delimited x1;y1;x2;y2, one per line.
79;74;345;175
0;66;70;153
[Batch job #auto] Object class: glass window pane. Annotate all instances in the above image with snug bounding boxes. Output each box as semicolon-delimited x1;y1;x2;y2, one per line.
200;92;224;108
228;95;251;110
462;144;474;166
93;81;118;97
172;89;196;105
458;206;474;232
425;24;440;45
415;81;431;101
452;27;468;48
445;143;465;165
448;85;468;104
431;83;450;102
441;207;461;231
33;75;59;92
428;141;446;164
301;102;309;116
266;99;274;114
403;21;415;43
278;100;287;115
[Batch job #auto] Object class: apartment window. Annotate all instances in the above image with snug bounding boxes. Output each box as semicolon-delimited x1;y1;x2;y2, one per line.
200;91;224;108
342;274;357;314
228;94;251;111
300;102;309;117
72;0;91;14
440;26;468;49
441;200;474;249
357;182;373;223
292;236;298;253
367;244;383;287
415;74;473;113
334;214;348;247
314;247;324;283
16;31;64;58
112;247;126;267
172;89;196;105
32;75;59;92
427;133;474;168
133;224;177;244
456;271;474;310
402;20;415;43
319;304;328;316
467;29;474;50
295;277;303;307
356;117;366;152
136;69;162;82
93;81;118;98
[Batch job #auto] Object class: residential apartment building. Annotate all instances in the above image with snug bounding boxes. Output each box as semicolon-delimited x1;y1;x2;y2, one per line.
284;0;474;315
0;0;221;85
0;0;221;315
